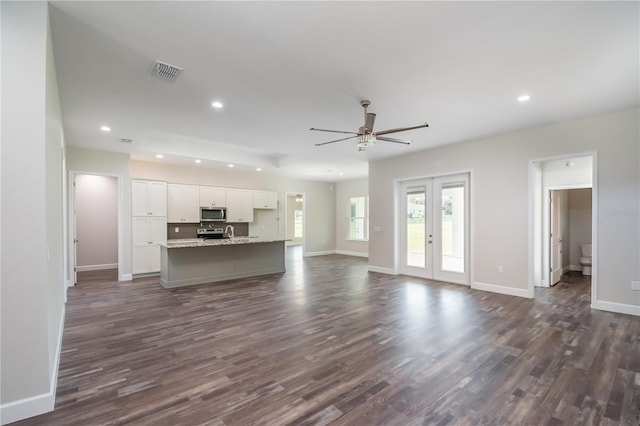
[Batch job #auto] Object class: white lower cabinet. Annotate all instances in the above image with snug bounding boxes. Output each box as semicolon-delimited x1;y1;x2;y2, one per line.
132;216;167;274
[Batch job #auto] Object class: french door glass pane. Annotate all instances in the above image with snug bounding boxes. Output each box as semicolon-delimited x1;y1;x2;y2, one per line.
407;190;426;267
441;183;464;273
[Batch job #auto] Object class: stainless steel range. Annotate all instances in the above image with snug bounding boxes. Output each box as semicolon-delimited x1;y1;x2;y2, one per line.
196;227;227;239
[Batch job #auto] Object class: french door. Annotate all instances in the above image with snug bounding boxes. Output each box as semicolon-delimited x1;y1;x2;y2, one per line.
398;173;469;285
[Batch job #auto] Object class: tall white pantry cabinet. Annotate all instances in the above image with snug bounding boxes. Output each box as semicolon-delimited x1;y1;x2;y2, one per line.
132;180;167;274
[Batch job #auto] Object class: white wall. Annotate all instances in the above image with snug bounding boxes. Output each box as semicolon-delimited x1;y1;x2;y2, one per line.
130;161;336;255
66;147;132;280
369;108;639;314
75;175;118;270
335;178;369;257
1;2;66;422
568;188;592;270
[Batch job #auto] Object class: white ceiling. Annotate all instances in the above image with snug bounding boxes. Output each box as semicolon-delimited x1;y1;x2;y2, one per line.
49;1;639;182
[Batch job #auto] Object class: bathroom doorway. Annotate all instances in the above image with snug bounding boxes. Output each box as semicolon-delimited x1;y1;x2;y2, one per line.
549;188;593;286
530;154;596;300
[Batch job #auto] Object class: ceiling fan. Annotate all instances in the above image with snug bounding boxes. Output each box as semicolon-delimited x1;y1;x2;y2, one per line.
311;100;428;151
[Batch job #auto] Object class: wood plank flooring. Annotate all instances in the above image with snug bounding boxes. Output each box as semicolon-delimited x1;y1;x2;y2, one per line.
15;250;640;425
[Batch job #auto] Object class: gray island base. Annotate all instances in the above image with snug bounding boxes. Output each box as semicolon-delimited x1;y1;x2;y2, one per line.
160;238;286;288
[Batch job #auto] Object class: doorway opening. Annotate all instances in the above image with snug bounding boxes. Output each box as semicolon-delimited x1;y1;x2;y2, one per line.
285;192;305;256
69;172;121;285
530;154;595;301
396;173;470;285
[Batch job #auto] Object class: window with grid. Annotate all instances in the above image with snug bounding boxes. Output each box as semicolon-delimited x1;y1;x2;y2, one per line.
348;196;368;241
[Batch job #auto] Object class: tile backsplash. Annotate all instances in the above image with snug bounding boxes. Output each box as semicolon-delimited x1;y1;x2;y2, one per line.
167;223;249;240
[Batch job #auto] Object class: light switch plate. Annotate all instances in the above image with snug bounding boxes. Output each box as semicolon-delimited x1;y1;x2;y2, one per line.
174;227;179;233
631;281;640;291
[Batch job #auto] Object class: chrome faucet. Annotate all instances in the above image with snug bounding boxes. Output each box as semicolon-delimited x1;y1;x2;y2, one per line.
224;224;234;239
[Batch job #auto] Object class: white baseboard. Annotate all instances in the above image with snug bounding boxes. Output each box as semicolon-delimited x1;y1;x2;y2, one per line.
335;250;368;258
304;250;336;257
120;273;132;281
569;264;582;272
76;263;117;272
0;306;65;425
472;281;533;299
562;266;571;274
368;265;396;275
592;300;640;316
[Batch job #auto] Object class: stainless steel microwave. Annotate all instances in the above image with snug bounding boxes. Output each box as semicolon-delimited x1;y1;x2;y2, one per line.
200;207;226;222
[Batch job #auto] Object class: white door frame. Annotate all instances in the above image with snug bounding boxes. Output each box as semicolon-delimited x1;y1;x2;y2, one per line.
68;170;124;284
528;152;597;303
284;191;306;255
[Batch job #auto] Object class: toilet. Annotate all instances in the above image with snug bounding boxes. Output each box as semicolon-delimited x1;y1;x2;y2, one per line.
580;244;592;276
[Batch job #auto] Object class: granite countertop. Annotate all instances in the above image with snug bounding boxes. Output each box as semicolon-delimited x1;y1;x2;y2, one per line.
161;237;287;249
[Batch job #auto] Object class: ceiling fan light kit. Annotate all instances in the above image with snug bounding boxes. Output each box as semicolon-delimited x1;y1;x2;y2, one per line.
311;100;428;151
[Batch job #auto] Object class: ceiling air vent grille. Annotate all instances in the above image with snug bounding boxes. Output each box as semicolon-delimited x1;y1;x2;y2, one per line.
150;60;183;81
119;138;133;144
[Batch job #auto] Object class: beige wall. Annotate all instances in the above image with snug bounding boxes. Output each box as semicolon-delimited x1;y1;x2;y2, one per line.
369;108;639;313
130;161;336;255
335;178;369;256
1;1;66;420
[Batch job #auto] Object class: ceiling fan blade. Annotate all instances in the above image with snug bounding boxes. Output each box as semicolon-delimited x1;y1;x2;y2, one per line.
315;135;358;147
376;136;411;145
374;123;429;136
310;128;359;135
364;113;376;133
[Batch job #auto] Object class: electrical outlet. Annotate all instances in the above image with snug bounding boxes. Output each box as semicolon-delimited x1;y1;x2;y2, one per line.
631;281;640;291
498;266;504;273
174;227;179;233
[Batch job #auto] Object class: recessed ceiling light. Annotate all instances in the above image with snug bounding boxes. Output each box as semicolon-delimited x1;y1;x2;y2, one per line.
339;172;344;176
156;154;163;159
517;94;531;102
100;126;111;132
228;164;234;168
211;101;223;109
256;168;262;171
195;159;201;164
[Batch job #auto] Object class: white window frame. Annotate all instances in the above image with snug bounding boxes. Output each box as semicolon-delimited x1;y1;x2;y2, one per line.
347;195;369;241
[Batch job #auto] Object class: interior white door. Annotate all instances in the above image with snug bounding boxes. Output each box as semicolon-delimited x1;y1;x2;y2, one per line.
73;203;78;285
398;174;469;285
550;190;562;285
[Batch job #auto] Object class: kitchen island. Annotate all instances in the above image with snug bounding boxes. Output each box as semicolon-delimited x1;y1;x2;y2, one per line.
159;237;286;288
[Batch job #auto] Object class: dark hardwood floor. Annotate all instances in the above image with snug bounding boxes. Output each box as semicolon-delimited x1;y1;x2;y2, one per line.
16;250;640;425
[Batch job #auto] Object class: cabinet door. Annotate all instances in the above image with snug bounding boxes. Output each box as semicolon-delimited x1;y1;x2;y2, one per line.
168;184;200;223
132;217;150;274
147;181;167;216
226;189;254;222
200;186;226;207
132;180;167;217
253;191;277;209
132;180;149;216
149;216;167;244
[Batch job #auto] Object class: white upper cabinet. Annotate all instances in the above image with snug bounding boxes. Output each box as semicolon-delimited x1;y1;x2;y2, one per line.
200;186;226;207
226;189;254;223
167;184;200;223
253;190;278;209
132;180;167;217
